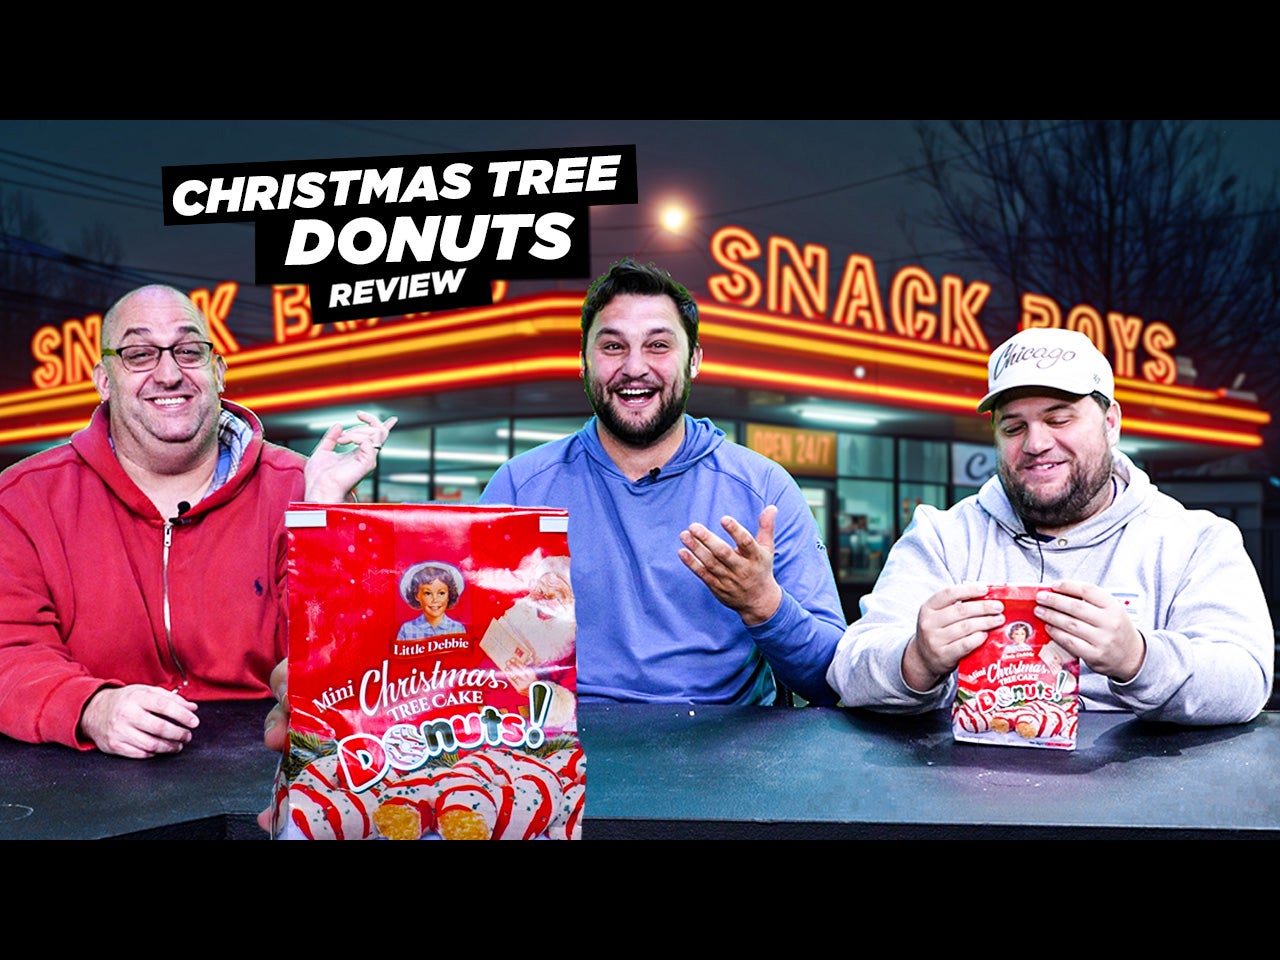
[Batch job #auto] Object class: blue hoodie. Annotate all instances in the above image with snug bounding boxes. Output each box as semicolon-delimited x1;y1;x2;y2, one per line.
480;415;844;705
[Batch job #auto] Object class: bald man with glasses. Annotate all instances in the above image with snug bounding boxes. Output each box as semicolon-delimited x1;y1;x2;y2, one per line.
0;284;395;757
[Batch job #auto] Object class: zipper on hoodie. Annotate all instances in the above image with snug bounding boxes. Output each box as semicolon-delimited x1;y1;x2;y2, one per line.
163;520;189;687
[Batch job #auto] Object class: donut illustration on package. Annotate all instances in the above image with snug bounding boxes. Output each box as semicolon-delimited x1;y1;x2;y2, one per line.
952;584;1080;750
270;503;582;839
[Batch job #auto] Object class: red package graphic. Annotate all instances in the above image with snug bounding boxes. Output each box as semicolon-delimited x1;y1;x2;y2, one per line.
271;503;583;839
952;584;1080;750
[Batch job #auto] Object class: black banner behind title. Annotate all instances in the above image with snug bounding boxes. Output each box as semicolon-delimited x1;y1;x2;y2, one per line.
162;145;638;324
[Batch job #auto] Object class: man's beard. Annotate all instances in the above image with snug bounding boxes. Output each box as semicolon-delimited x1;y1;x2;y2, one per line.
586;373;691;449
1000;449;1114;530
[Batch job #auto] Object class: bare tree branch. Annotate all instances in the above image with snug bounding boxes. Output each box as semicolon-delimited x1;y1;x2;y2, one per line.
913;120;1280;449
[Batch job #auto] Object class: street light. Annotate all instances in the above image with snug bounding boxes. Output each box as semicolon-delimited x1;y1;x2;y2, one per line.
660;203;690;234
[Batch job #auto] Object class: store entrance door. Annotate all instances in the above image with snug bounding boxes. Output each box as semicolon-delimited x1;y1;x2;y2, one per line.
797;479;834;571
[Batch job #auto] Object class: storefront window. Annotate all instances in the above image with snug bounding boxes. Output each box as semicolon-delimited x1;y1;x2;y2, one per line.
835;478;893;583
799;484;829;538
434;420;507;503
899;438;948;482
838;433;892;478
898;482;949;529
321;415;970;560
507;417;583;457
379;426;432;504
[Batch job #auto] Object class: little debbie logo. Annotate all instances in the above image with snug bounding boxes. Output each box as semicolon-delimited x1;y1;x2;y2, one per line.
162;146;638;325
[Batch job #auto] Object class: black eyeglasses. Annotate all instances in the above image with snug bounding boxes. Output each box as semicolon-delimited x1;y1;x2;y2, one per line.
101;341;215;373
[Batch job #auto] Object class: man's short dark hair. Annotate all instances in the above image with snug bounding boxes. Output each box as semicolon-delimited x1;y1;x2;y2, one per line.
580;258;699;354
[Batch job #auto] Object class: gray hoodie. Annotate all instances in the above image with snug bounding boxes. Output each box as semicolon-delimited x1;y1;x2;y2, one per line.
827;451;1274;725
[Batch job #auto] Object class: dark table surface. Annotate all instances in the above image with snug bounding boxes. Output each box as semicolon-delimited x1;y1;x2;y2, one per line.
580;703;1280;839
0;699;279;840
2;700;1277;839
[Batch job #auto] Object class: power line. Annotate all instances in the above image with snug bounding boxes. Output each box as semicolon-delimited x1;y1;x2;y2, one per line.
0;175;159;214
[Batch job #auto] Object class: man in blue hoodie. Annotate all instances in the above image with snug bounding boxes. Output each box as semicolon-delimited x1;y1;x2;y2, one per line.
479;259;844;706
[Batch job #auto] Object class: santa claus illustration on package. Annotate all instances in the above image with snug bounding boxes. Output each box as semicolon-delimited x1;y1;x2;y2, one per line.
271;503;584;840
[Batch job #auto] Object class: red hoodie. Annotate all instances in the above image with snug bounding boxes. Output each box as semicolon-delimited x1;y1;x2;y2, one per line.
0;400;306;749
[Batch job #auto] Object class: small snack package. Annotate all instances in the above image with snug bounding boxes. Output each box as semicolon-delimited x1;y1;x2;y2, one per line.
952;584;1080;750
271;503;584;839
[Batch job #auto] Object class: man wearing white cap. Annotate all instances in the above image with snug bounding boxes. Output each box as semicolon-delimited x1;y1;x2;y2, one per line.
826;327;1274;725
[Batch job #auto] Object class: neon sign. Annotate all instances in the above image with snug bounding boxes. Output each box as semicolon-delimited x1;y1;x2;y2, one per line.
707;225;1177;385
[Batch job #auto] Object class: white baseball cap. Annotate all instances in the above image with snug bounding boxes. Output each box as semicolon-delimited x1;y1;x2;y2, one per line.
977;327;1115;413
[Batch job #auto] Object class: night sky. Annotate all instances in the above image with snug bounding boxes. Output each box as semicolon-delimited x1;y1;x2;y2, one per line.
3;117;1278;365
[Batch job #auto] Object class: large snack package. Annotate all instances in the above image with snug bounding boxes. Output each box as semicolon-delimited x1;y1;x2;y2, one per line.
271;503;583;839
952;584;1080;750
